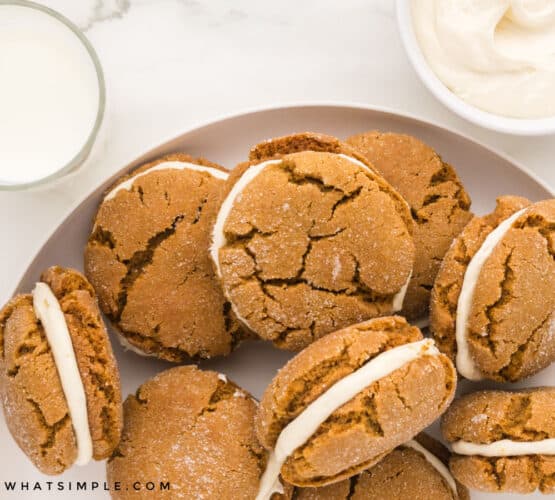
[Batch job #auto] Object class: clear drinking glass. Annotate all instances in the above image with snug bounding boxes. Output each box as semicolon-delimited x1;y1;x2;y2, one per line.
0;0;105;189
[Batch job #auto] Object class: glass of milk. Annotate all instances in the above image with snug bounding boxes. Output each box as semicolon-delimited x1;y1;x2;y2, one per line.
0;0;105;189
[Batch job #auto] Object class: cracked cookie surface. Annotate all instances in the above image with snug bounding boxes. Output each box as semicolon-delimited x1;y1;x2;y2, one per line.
256;317;456;487
85;154;244;362
248;132;414;234
107;366;265;499
442;388;555;494
431;196;555;381
0;266;122;474
346;131;472;320
215;147;415;350
287;433;468;499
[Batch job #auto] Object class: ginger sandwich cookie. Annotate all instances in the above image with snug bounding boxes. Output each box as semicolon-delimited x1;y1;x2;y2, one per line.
287;433;469;500
254;316;456;497
431;196;555;382
211;133;415;350
85;154;245;362
347;131;472;321
442;388;555;494
0;266;123;474
107;366;267;500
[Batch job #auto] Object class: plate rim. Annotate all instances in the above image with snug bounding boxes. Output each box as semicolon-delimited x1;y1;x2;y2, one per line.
12;100;555;297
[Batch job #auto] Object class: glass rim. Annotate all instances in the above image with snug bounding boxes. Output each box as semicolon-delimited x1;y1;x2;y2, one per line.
0;0;106;190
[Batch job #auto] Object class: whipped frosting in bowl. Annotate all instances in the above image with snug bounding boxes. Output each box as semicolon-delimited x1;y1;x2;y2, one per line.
397;0;555;134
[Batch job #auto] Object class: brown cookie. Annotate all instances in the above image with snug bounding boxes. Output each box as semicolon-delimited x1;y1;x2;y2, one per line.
255;316;456;488
107;366;265;499
346;131;472;320
430;196;555;381
0;266;122;475
287;433;469;500
85;153;245;362
248;132;414;232
442;388;555;494
211;134;415;351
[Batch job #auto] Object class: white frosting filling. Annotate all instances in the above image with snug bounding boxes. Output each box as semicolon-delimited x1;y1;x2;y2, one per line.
255;338;440;500
32;283;93;466
210;158;281;278
405;439;458;497
117;334;157;358
104;160;228;201
452;438;555;457
412;0;555;119
330;154;412;313
455;208;528;380
210;154;413;328
393;271;412;312
336;153;375;172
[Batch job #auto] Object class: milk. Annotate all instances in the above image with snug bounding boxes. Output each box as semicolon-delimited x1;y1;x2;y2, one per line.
0;4;101;186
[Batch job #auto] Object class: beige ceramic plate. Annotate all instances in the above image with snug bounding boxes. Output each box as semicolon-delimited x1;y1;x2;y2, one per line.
3;104;554;499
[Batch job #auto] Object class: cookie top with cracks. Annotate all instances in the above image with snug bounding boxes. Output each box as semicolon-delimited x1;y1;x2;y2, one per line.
107;366;264;500
442;388;555;445
449;453;555;494
346;131;473;321
430;195;531;362
431;196;555;382
249;132;414;235
287;432;468;500
0;266;122;474
467;199;555;381
255;317;457;486
85;153;245;362
217;150;415;350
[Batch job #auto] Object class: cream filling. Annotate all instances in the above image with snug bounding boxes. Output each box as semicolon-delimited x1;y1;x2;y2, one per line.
455;208;528;380
393;271;411;312
452;438;555;457
32;283;93;466
336;153;375;173
405;439;458;497
210;158;281;278
104;160;228;201
210;154;412;328
255;338;440;500
117;334;157;358
412;0;555;119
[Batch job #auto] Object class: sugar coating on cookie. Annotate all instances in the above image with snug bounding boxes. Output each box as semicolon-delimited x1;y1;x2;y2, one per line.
404;439;459;495
104;160;228;201
257;338;441;499
455;207;529;380
85;153;245;362
256;316;456;489
431;196;555;381
288;434;467;500
249;132;414;231
442;389;555;494
212;151;415;350
347;131;472;320
107;366;264;499
0;267;122;474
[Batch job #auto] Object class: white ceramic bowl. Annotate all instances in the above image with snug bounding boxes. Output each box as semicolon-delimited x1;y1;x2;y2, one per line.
396;0;555;136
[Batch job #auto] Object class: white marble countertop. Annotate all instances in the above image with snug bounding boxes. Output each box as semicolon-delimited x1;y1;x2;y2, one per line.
1;0;555;303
